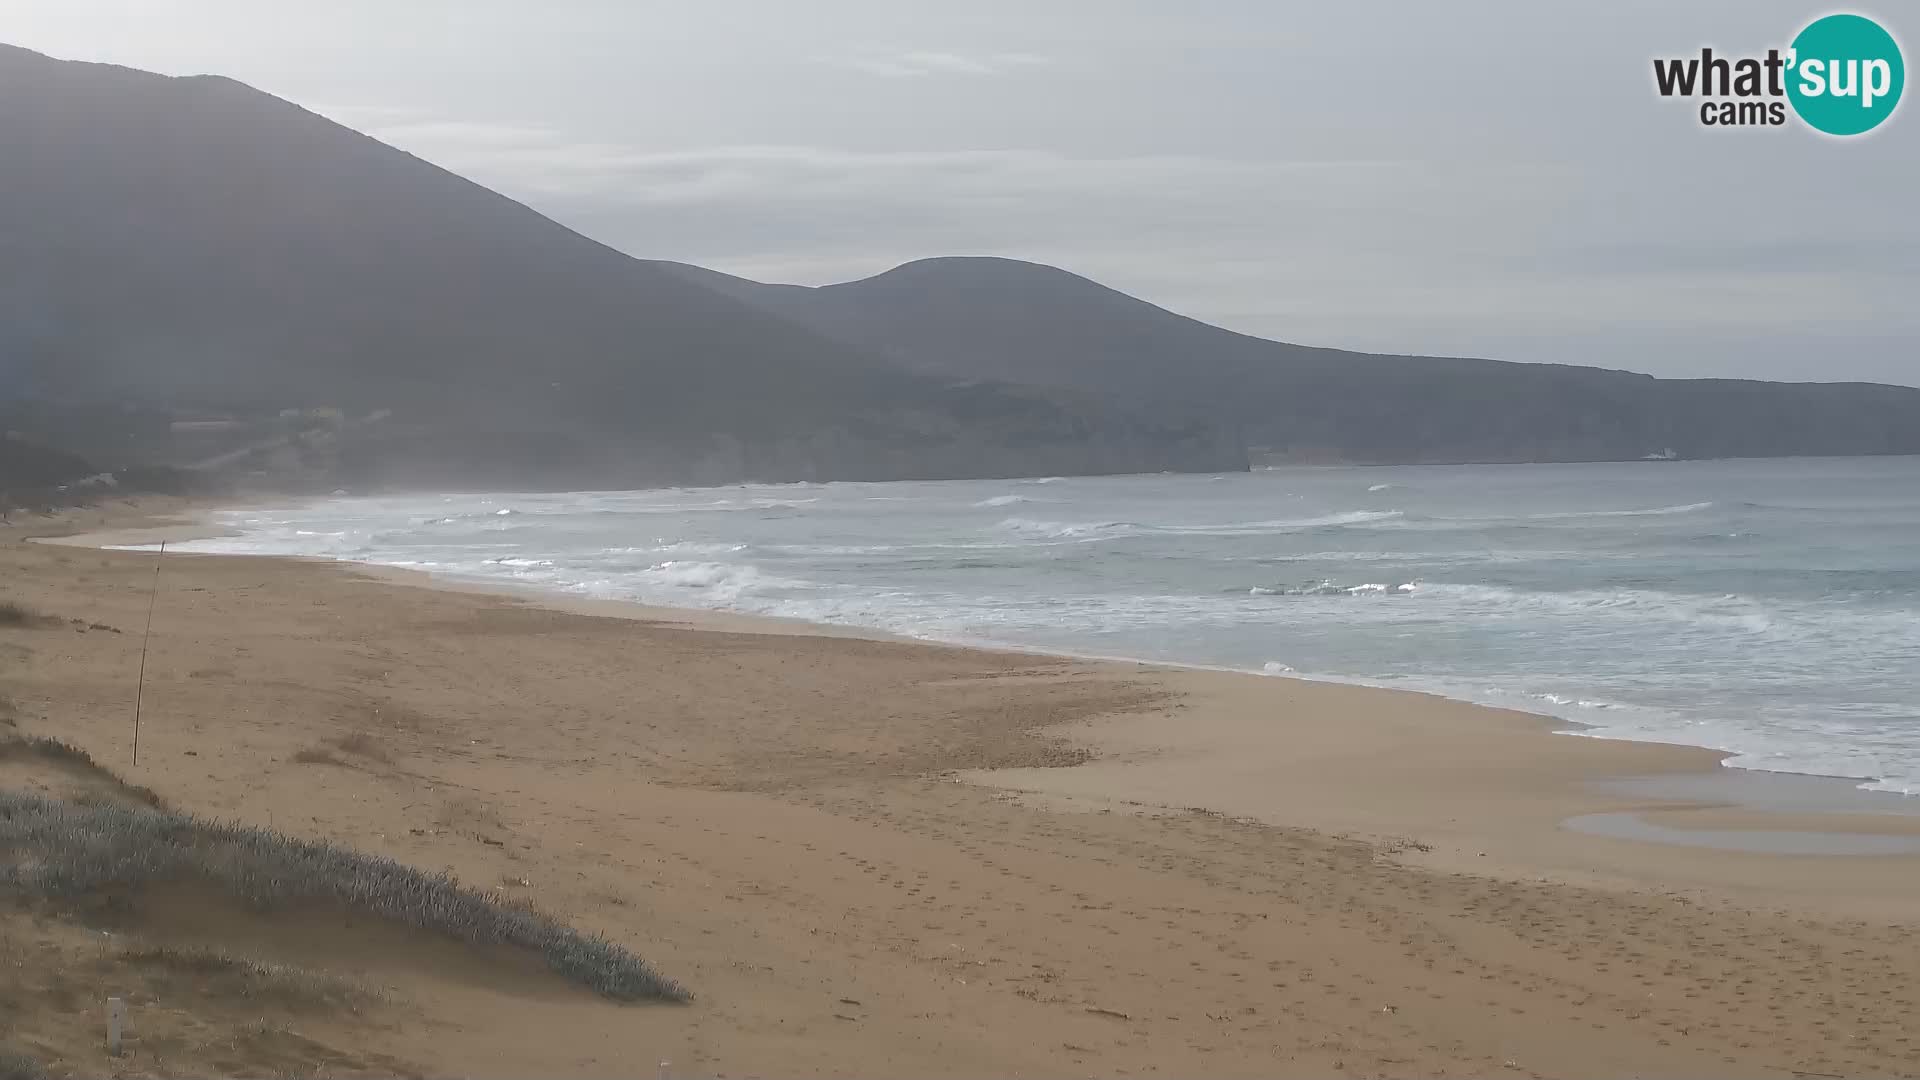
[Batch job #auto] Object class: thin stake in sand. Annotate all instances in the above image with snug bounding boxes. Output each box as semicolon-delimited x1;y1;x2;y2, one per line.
106;995;126;1055
131;540;165;767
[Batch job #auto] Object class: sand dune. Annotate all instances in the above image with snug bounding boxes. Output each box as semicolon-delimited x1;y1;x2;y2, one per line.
2;501;1917;1077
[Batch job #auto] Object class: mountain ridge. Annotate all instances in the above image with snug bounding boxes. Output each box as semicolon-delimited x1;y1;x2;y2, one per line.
0;44;1244;489
660;256;1920;464
5;41;1913;488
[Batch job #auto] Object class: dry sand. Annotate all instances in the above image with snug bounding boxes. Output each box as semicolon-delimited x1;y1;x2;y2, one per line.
4;499;1919;1077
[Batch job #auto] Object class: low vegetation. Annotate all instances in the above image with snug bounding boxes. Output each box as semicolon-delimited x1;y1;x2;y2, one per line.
2;432;212;514
290;745;345;766
118;945;381;1012
0;791;685;1002
291;722;393;764
0;1048;46;1080
292;731;392;767
0;736;165;808
2;734;106;767
331;731;390;761
0;600;41;628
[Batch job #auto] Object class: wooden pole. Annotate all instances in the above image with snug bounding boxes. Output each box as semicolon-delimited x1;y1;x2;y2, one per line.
132;540;165;767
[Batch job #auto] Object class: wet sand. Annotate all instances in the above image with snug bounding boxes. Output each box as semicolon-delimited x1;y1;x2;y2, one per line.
5;499;1918;1077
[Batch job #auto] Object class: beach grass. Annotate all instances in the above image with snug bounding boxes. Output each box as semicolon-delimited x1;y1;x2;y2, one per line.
0;736;165;808
292;731;392;767
0;791;687;1002
0;1048;46;1080
290;745;346;766
331;730;390;761
0;600;40;627
118;944;384;1010
1;734;108;768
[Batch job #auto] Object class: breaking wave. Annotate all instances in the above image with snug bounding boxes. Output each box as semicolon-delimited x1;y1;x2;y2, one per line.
637;560;780;602
998;510;1402;541
1522;501;1716;521
1248;580;1418;597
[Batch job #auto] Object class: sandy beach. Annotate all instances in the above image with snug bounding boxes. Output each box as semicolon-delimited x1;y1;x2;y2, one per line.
4;500;1919;1078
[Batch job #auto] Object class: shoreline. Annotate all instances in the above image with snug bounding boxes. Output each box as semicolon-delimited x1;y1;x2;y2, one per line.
47;504;1920;878
52;503;1912;814
10;498;1920;1075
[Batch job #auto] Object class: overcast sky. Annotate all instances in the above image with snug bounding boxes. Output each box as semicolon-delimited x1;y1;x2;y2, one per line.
7;1;1916;384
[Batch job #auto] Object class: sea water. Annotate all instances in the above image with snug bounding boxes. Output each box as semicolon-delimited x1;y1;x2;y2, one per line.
165;457;1920;793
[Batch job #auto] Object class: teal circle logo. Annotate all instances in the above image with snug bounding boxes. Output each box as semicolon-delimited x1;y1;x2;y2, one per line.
1786;13;1905;135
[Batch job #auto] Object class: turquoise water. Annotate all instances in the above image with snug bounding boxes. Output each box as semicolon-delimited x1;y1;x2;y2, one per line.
172;457;1920;793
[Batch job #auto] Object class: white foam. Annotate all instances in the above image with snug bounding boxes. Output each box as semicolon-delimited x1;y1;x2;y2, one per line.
997;517;1134;540
1523;501;1715;521
1410;582;1777;634
1529;692;1617;709
1160;510;1404;534
1250;580;1419;597
637;560;781;602
998;510;1403;541
602;542;749;557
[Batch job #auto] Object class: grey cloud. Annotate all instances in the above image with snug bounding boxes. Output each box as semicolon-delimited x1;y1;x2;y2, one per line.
365;120;1406;204
823;49;1053;78
368;118;1916;379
